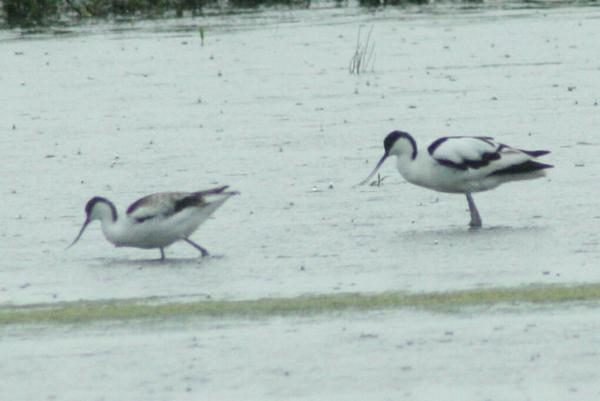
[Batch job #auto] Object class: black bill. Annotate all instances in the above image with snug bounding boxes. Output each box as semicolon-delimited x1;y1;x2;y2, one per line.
67;218;90;249
357;153;388;186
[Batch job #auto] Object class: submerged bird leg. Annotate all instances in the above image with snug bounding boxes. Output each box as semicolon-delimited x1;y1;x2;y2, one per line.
183;238;209;257
466;193;482;228
159;248;165;260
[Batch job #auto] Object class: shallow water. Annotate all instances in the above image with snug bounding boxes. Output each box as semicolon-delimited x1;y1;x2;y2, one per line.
1;3;600;399
2;4;600;305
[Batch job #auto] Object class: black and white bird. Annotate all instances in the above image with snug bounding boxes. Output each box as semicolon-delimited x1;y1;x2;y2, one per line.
359;131;553;227
68;186;239;259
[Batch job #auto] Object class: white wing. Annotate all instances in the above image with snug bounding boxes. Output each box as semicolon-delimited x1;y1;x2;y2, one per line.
125;186;236;224
126;192;191;223
427;136;508;170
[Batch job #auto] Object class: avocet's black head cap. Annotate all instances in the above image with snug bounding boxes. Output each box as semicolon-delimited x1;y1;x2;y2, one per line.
85;197;103;214
383;130;417;159
383;131;404;154
84;196;117;221
383;131;405;155
85;196;107;214
68;196;115;250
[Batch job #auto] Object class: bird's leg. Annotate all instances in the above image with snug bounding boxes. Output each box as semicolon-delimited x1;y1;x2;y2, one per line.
466;193;482;228
159;248;165;260
183;238;209;257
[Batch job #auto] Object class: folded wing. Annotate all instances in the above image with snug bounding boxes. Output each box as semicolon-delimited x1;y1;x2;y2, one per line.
428;136;512;170
126;192;200;223
125;186;233;224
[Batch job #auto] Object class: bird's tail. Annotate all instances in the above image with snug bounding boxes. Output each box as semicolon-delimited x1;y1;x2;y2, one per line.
520;149;550;158
176;186;239;223
193;185;240;197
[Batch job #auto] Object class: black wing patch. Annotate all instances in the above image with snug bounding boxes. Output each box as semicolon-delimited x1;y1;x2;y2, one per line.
429;136;502;171
125;196;158;223
173;195;204;214
435;151;502;170
126;186;230;224
126;197;146;215
126;194;183;224
490;160;554;176
427;137;450;156
170;186;229;215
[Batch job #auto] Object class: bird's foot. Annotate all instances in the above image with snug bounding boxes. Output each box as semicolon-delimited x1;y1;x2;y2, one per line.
183;238;209;257
469;219;482;229
206;254;225;260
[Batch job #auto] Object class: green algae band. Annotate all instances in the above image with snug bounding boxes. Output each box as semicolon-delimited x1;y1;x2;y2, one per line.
2;283;600;325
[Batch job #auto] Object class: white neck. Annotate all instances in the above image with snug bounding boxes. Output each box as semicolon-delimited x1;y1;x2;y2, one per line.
393;142;427;186
89;201;124;246
99;216;123;245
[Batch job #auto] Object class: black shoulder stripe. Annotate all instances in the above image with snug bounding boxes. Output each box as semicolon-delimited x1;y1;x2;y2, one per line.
436;151;501;170
126;196;149;215
428;136;496;156
427;137;449;156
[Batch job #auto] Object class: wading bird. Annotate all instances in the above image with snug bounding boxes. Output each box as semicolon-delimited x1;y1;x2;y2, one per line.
68;186;239;259
359;131;552;227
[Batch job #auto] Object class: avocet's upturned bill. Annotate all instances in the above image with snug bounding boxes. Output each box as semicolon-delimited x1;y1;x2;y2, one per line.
359;131;553;227
68;186;239;259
